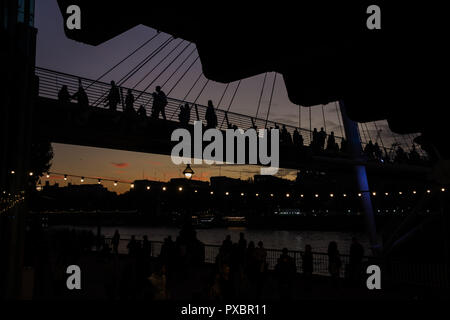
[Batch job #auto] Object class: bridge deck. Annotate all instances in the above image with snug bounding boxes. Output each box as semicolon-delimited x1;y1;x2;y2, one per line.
34;67;431;177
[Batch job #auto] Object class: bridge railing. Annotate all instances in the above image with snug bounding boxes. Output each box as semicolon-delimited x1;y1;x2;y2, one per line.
35;67;345;148
106;238;449;287
108;238;354;278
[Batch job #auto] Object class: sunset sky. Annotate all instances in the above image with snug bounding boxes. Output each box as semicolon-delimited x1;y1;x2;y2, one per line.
34;1;411;194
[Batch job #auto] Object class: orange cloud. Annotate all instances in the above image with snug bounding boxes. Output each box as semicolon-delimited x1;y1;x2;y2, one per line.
111;162;129;168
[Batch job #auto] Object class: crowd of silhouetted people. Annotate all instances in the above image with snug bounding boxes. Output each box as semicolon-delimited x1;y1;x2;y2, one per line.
57;80;427;165
113;228;367;300
27;225;370;299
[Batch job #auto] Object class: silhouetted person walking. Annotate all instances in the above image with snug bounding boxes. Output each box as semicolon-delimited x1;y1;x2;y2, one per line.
281;125;292;145
72;78;89;109
222;235;232;254
327;241;341;288
373;142;382;160
125;89;135;113
326;131;336;151
151;86;167;120
238;233;247;249
127;235;139;257
293;128;304;147
311;128;319;152
205;100;217;128
104;80;120;111
318;127;327;150
112;229;120;255
364;140;375;159
340;138;348;153
142;235;151;258
58;85;71;105
137;105;147;118
178;103;191;126
275;248;296;300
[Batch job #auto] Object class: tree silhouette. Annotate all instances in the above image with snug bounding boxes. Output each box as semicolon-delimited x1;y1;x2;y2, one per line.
29;139;53;185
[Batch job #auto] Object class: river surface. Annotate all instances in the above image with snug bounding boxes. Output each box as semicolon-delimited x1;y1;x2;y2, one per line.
55;225;376;255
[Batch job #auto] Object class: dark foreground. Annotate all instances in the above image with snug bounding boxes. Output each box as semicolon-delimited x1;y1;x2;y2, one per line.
28;252;448;301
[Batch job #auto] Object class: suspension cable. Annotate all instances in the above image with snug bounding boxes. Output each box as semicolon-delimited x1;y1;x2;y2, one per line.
220;80;242;128
182;72;204;102
193;79;210;105
168;75;206;121
140;42;192;105
309;107;312;141
215;83;230;111
264;73;277;129
167;56;200;96
298;105;301;128
373;121;386;150
92;36;174;107
255;73;268;119
168;72;203;120
321;104;327;132
137;41;191;91
334;101;344;138
161;47;197;89
364;123;373;142
119;37;174;87
86;31;160;90
359;123;367;144
133;40;187;96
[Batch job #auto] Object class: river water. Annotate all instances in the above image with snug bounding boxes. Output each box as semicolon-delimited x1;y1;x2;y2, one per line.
58;225;375;255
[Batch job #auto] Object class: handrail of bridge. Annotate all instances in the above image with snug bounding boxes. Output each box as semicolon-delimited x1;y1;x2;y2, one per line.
35;66;427;164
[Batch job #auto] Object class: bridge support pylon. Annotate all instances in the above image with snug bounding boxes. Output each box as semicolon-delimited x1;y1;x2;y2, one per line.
339;100;382;256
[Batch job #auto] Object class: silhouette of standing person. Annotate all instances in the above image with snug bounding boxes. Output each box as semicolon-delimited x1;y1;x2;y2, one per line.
326;131;336;151
311;128;319;152
112;229;120;254
281;125;292;145
293;128;303;147
58;85;71;105
373;142;382;160
151;86;167;120
127;235;138;257
104;80;121;111
178;103;191;126
318;127;327;150
137;105;147;118
327;241;341;287
238;232;247;249
275;248;296;300
125;89;135;113
364;140;375;159
142;235;151;259
72;78;89;109
205;100;218;128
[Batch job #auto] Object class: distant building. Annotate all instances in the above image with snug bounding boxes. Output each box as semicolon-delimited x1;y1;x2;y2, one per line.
169;178;209;191
133;179;163;192
210;176;247;190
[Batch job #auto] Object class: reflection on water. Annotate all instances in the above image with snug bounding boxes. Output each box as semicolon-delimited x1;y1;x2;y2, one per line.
58;225;376;255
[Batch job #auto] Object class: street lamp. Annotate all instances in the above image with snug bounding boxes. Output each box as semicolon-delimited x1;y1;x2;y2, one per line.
183;164;194;179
